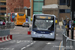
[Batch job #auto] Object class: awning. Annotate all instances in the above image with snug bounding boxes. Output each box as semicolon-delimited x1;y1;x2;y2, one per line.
42;4;58;9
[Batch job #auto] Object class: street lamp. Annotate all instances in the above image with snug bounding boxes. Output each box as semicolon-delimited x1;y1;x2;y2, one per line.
8;8;11;23
0;0;1;16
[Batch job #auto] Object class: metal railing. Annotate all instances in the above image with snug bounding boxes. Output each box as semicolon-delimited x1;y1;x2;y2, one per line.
62;26;75;50
0;22;15;30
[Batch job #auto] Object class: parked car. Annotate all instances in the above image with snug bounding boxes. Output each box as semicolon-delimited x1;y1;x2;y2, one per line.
22;22;29;27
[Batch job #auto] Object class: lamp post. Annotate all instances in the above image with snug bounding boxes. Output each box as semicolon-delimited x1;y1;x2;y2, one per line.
0;0;1;17
8;8;11;23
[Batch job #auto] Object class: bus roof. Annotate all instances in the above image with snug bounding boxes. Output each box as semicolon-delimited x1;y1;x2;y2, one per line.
33;14;56;18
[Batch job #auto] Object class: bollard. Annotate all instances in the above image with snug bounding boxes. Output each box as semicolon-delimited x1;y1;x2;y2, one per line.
28;31;31;35
9;35;12;40
0;37;2;42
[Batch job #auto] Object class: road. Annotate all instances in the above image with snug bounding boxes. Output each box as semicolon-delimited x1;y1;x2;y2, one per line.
0;26;63;50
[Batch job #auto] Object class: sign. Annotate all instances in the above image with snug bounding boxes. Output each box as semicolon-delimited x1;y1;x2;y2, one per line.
36;16;52;19
40;16;46;19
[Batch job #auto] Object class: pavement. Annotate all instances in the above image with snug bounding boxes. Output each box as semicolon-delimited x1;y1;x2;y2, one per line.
59;25;75;50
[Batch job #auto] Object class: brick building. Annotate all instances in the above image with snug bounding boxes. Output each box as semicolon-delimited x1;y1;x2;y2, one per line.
6;0;30;14
24;0;30;8
6;0;23;14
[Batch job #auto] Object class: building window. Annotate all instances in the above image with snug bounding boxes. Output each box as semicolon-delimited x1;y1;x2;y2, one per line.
59;9;65;13
59;9;70;13
0;2;6;5
60;0;66;5
1;8;6;10
0;13;6;15
65;9;70;13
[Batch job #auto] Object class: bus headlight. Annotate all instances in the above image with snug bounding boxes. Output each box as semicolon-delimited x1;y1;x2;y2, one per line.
34;32;36;34
50;33;53;35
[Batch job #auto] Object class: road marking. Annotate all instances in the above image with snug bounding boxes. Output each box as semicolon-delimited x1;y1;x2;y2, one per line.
46;42;54;44
26;45;30;47
21;47;26;50
21;41;36;50
30;43;34;45
59;41;63;50
10;40;33;43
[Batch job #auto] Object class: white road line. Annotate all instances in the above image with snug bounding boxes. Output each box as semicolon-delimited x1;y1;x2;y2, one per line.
46;42;54;44
30;43;34;45
21;47;26;50
26;45;30;47
21;41;36;50
10;40;33;43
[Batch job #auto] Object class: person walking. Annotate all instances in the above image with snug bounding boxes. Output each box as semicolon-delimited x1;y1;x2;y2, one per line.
66;18;70;37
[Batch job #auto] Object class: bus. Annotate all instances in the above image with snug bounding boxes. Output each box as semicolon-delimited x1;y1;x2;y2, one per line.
14;12;26;25
31;14;56;40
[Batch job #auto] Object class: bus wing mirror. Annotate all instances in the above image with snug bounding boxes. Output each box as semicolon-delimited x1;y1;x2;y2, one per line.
55;20;57;23
31;18;33;21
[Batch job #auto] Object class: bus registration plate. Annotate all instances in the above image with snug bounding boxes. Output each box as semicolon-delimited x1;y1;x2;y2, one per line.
40;35;45;38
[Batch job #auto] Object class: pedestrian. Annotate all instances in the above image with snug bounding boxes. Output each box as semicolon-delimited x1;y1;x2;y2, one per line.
66;18;70;37
63;19;66;26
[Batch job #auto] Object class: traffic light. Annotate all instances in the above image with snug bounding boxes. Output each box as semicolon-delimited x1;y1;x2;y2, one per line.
71;0;75;11
67;0;70;7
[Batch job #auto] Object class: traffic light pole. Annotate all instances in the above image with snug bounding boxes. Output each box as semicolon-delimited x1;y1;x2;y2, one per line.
71;0;74;39
71;11;74;39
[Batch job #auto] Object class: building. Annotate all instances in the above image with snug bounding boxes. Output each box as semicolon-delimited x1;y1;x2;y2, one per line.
42;0;71;21
6;0;30;14
0;0;6;17
31;0;71;21
6;0;23;13
42;0;58;18
23;0;30;8
31;0;44;18
58;0;70;21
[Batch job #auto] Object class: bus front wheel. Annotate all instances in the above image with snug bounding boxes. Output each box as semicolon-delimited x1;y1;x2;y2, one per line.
32;38;36;40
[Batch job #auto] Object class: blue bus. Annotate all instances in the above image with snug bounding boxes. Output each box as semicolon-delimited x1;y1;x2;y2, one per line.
31;14;56;40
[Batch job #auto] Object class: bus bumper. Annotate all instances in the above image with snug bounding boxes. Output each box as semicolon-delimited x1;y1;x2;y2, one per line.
31;33;55;39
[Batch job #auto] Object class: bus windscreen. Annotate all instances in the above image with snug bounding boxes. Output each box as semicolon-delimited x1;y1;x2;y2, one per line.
19;14;24;16
33;16;54;31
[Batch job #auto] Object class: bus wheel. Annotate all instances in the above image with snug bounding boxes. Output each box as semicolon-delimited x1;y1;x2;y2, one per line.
32;38;36;40
53;39;55;41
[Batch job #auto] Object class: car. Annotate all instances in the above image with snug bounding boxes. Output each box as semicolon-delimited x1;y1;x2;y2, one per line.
22;22;29;27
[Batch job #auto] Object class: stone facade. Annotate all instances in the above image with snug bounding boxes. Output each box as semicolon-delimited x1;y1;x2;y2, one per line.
45;0;58;5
